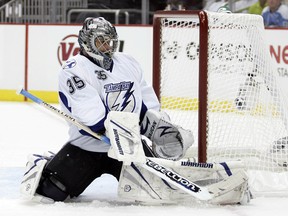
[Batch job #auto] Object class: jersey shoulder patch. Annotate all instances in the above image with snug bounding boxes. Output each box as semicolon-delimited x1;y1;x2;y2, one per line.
63;59;77;69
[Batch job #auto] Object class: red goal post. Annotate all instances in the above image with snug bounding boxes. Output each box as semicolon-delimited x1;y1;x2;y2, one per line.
153;10;209;163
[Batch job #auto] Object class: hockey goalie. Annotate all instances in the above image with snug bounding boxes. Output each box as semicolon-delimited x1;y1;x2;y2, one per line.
19;15;250;205
21;110;251;205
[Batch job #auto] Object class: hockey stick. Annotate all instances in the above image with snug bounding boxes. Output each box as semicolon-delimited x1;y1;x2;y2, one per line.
16;88;110;144
17;88;213;201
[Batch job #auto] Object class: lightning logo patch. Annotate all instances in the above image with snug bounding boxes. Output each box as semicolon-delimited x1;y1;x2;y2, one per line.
104;81;136;112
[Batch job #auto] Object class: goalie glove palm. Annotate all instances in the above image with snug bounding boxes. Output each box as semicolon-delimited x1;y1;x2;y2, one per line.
141;109;194;160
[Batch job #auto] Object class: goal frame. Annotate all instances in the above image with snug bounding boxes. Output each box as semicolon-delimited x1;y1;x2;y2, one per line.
153;10;209;163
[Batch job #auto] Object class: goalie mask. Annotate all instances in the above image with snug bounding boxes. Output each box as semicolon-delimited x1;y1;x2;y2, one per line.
78;17;119;70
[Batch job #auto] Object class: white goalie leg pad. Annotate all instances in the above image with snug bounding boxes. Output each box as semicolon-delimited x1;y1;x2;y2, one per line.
118;158;251;205
141;109;194;160
177;159;251;205
20;154;47;198
105;111;146;164
118;163;177;205
20;152;54;203
207;169;251;205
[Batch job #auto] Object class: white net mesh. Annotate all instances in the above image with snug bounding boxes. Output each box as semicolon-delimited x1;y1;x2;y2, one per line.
155;11;288;194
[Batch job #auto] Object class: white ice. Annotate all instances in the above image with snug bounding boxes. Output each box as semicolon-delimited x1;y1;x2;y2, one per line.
0;101;288;216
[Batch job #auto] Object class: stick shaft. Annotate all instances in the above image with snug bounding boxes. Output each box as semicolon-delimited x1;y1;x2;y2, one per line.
18;88;110;143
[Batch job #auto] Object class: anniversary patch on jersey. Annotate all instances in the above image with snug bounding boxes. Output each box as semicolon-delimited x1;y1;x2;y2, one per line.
95;70;107;80
63;59;77;69
104;81;136;112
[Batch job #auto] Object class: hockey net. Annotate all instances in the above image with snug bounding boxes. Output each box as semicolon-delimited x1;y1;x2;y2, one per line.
153;10;288;195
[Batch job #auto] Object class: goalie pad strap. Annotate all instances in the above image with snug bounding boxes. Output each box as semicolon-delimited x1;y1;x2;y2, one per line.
220;162;232;176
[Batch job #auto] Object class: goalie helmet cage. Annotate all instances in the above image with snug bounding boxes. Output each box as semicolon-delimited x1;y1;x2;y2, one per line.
153;10;288;195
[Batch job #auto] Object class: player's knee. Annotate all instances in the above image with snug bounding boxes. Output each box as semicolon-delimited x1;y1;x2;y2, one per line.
36;173;69;202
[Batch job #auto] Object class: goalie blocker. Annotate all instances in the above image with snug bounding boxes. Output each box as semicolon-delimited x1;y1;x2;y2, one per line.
105;109;194;163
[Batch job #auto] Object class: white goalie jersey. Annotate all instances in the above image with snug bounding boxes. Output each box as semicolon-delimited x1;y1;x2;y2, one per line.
58;52;160;152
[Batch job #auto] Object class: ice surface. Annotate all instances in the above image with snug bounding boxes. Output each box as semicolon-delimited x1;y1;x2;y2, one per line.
1;101;288;216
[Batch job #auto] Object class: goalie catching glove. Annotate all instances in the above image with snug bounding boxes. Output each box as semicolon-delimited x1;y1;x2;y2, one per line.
141;109;194;160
